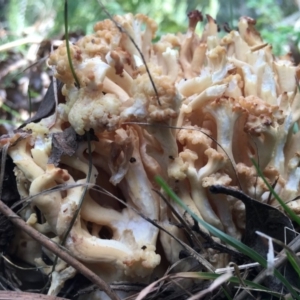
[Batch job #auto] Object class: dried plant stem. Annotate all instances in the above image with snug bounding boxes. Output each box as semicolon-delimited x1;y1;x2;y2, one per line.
0;199;120;300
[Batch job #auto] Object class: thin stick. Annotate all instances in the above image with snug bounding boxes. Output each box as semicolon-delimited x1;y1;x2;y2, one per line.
93;186;215;272
97;0;161;106
0;199;120;300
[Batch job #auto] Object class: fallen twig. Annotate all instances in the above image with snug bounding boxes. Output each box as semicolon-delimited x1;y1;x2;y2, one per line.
0;199;120;300
0;291;68;299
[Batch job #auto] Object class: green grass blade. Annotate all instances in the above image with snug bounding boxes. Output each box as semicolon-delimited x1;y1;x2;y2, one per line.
223;288;233;300
155;176;266;263
64;0;80;88
274;270;300;299
1;103;21;119
155;176;300;299
251;158;300;226
286;250;300;278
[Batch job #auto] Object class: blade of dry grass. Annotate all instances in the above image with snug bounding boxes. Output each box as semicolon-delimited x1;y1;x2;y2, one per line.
186;270;233;300
1;254;43;271
135;275;169;300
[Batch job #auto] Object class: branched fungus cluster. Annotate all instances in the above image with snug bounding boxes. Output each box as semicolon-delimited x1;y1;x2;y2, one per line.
2;11;300;299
